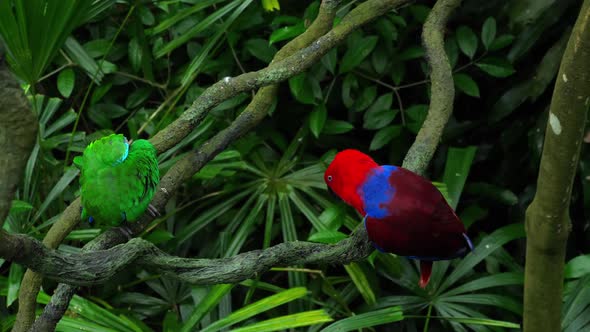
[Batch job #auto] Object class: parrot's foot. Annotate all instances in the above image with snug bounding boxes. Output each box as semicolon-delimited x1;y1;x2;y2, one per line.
147;204;161;217
120;226;133;240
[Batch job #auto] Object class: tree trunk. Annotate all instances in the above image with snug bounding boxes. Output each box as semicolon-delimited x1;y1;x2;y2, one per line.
523;1;590;331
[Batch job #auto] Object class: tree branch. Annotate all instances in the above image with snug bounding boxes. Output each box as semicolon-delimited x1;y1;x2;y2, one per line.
0;56;37;228
0;49;38;332
402;0;462;175
1;228;373;286
523;1;590;331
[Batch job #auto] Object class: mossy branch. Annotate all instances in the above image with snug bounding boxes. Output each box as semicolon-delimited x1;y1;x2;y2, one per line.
402;0;462;174
1;227;373;286
0;60;37;228
523;1;590;331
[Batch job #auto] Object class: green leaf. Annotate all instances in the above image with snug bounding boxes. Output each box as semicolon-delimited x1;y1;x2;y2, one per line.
137;5;155;26
128;37;142;73
344;262;377;305
323;120;354;135
144;229;174;245
231;310;333;332
371;44;388;74
391;61;405;85
9;200;34;214
454;73;480;97
125;87;152;109
459;204;489;229
0;0;91;84
409;4;431;23
369;125;402;151
269;21;305;44
352;86;377;112
442;146;477;210
155;0;240;57
341;73;358;108
33;167;79;222
489;34;515;51
481;17;497;50
180;285;234;332
321;307;404;332
7;264;23;307
148;0;226;35
339;36;379;73
321;49;337;74
565;255;590;279
440;317;520;328
57;68;75;98
445;37;459;68
363;92;394;129
466;182;518;205
65;37;104;84
289;73;316;105
308;230;348;244
201;288;308;332
444;272;524;296
309;104;328;138
439;223;526;291
398;45;424;61
245;38;277;63
406;104;428;127
456;26;478;59
476;57;515;77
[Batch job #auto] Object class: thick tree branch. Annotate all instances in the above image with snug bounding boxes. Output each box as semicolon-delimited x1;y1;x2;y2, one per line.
0;57;37;228
1;228;373;286
403;0;462;175
0;49;38;332
523;1;590;332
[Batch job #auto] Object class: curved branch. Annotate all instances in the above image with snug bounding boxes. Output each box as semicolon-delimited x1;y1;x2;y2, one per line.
2;228;372;286
402;0;462;174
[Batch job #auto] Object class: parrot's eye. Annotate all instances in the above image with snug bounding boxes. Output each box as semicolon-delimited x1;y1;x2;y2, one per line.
327;175;333;182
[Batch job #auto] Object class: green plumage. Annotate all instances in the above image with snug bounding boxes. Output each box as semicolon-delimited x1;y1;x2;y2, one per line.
74;134;159;226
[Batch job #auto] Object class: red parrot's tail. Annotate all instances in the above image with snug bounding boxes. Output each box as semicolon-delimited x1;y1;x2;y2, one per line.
419;261;433;288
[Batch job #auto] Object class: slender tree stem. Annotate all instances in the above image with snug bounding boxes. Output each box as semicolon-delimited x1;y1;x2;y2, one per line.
523;1;590;331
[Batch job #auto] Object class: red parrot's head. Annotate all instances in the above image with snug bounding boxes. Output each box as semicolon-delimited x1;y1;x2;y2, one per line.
324;149;379;215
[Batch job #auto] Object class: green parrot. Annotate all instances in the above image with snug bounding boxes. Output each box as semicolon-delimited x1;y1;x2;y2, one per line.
73;134;160;226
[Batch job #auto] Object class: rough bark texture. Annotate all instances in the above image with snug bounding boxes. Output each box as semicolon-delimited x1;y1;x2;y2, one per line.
0;50;38;332
0;58;37;228
0;0;468;330
403;0;462;175
523;1;590;331
1;228;374;286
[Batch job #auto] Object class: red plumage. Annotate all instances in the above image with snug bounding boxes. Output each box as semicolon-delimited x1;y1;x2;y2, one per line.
325;149;472;288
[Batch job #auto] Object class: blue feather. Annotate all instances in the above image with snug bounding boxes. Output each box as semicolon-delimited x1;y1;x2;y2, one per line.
360;165;399;218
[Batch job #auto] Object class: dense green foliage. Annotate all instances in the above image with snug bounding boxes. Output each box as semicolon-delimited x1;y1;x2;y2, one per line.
1;0;589;331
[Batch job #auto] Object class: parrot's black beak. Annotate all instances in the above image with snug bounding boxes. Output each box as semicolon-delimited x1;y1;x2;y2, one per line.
327;187;342;202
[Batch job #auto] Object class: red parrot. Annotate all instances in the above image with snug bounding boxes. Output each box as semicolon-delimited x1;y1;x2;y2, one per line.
324;149;473;288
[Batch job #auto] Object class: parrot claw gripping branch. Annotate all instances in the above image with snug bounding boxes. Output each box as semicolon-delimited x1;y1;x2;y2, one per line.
325;149;474;288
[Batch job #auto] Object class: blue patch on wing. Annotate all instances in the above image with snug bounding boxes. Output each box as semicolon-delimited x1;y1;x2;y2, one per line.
113;141;130;166
360;165;398;218
88;216;94;224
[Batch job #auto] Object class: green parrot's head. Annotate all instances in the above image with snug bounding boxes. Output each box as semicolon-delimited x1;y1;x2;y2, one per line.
86;134;130;166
